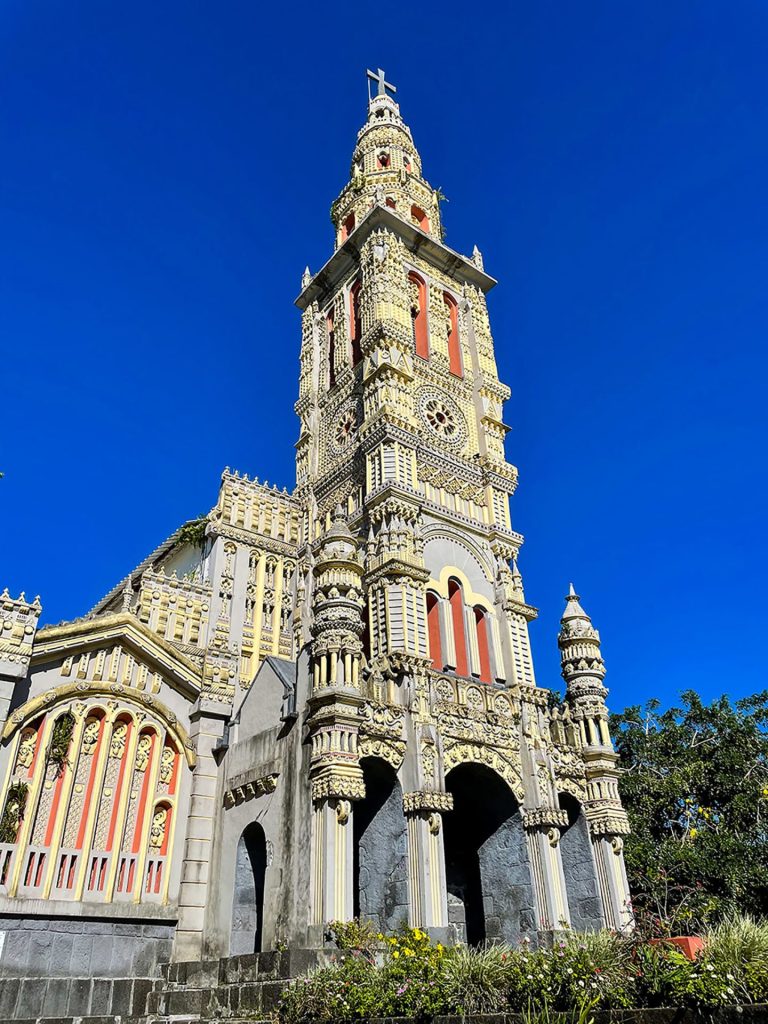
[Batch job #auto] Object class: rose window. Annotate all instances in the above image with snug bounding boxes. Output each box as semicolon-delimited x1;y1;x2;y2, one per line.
424;398;457;439
334;409;357;449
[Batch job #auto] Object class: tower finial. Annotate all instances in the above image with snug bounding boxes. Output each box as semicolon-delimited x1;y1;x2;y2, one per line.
366;67;397;102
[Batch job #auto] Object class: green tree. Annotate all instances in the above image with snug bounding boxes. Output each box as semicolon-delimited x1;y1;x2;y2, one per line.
611;690;768;935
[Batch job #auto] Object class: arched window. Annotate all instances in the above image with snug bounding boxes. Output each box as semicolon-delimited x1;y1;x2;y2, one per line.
403;155;412;173
377;150;390;169
474;607;493;684
341;212;355;242
385;196;396;210
411;205;430;232
327;310;336;388
427;591;442;670
444;293;462;378
350;280;362;366
408;271;429;360
448;578;469;677
0;698;185;905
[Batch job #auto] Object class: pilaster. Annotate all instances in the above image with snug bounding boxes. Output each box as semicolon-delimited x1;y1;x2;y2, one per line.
402;791;452;930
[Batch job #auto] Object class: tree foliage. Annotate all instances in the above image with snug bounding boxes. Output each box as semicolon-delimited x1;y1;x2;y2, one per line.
611;690;768;934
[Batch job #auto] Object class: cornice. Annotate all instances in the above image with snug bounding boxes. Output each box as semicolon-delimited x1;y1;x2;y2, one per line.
296;206;497;311
33;613;202;699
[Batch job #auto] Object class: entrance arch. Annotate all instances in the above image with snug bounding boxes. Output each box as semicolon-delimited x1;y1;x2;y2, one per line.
230;821;267;955
558;793;604;932
444;763;535;945
353;757;408;933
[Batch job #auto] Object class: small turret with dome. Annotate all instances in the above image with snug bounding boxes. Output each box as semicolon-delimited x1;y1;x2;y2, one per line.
330;69;443;247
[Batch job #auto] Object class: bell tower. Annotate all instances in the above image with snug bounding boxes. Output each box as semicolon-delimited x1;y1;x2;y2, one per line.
293;71;631;940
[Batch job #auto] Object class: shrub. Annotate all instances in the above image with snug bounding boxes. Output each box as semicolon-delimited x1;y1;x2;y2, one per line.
706;914;768;1003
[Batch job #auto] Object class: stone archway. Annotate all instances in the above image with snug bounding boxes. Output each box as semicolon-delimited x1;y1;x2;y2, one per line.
353;757;409;933
230;821;267;955
558;792;605;932
444;763;535;945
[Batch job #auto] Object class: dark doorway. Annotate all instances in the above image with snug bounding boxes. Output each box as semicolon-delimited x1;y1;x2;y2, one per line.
444;763;535;945
558;793;605;932
230;821;267;955
353;757;409;932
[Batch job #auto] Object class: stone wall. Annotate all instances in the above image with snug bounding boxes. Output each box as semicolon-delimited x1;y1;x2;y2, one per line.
356;760;409;934
560;808;605;931
478;811;536;943
0;914;174;979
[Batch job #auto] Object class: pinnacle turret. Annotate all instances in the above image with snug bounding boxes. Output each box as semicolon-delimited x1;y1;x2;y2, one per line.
558;584;612;749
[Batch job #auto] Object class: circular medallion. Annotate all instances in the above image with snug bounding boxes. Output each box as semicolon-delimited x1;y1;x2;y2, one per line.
330;407;358;454
417;388;467;448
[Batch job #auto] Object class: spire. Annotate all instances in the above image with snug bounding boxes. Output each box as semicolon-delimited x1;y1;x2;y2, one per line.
329;69;443;247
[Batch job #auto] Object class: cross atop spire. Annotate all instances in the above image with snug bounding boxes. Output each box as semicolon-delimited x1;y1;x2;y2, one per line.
366;67;396;102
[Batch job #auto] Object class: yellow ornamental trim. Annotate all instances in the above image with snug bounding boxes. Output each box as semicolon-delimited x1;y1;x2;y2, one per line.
2;681;197;768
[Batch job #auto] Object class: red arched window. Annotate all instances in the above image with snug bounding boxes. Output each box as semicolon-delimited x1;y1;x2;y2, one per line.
427;591;442;670
386;197;396;210
474;607;492;684
350;280;362;366
444;293;462;378
377;150;390;169
327;311;336;388
408;271;429;360
341;212;355;242
403;155;412;174
411;205;430;232
448;578;469;677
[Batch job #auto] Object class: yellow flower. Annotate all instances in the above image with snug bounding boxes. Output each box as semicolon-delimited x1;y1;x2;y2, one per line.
690;827;698;837
377;933;384;941
762;788;768;797
392;950;400;959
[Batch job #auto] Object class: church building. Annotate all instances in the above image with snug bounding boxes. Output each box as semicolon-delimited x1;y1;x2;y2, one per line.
0;71;632;980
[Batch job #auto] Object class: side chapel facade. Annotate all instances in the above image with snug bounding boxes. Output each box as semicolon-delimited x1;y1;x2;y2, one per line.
0;74;632;978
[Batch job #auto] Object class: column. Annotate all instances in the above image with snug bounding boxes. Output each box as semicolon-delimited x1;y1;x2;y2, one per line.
310;796;355;925
172;696;229;962
403;792;452;932
522;808;571;933
590;830;633;932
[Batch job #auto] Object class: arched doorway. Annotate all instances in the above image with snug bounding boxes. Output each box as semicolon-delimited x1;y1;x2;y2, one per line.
558;793;604;932
444;763;535;945
230;821;267;955
353;758;408;933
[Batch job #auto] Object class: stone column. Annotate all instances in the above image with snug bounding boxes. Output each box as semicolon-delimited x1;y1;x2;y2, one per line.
0;591;41;735
590;827;633;932
522;808;571;932
173;695;229;962
311;795;355;925
403;792;452;932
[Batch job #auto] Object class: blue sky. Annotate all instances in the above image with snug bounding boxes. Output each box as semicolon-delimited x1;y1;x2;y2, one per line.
2;1;766;711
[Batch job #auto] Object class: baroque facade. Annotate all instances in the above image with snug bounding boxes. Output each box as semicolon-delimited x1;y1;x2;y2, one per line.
0;72;631;978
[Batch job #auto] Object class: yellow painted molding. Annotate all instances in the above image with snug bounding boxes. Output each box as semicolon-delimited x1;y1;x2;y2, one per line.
2;683;197;768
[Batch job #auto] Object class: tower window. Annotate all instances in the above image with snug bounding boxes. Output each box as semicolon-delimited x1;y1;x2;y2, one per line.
444;293;462;378
386;197;396;210
411;205;430;232
427;591;442;670
408;271;428;360
377;150;390;169
448;578;469;677
474;607;493;684
341;213;355;242
403;155;412;173
327;310;336;388
349;280;362;366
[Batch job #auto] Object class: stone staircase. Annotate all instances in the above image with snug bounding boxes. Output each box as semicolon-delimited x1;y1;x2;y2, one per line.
145;948;326;1022
0;948;327;1024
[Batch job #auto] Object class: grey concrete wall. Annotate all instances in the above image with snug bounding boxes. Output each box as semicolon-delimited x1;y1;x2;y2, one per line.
355;761;408;933
560;806;605;932
0;914;174;979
